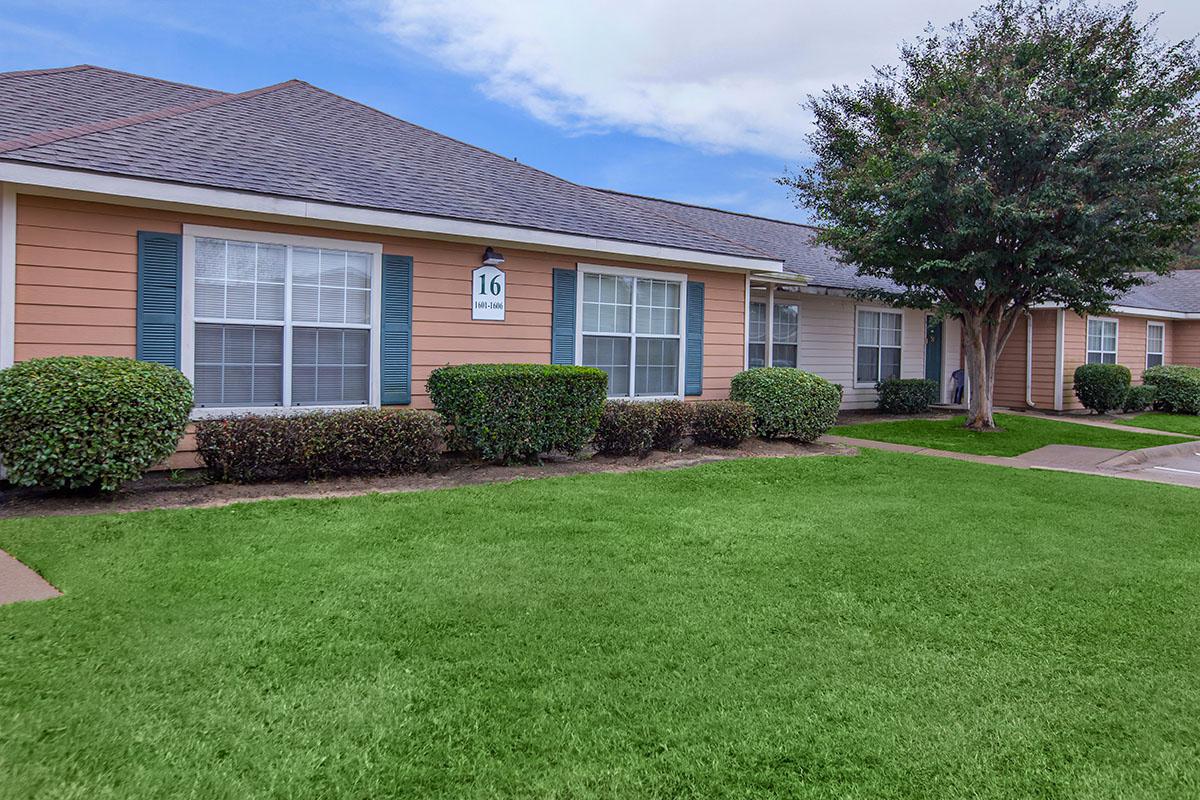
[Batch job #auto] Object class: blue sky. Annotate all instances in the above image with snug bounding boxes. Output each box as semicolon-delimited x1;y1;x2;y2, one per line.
2;0;1196;224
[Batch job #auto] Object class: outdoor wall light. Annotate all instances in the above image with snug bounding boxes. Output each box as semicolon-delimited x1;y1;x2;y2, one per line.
482;247;506;267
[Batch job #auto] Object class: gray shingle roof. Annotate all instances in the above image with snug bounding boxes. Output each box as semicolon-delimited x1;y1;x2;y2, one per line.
597;190;899;292
0;65;223;142
0;69;773;263
1116;271;1200;313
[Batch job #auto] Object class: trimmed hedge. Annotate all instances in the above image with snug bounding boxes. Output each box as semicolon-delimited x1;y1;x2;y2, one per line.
428;364;607;463
1073;363;1132;414
1143;365;1200;415
653;400;694;452
0;356;192;492
876;377;939;414
194;408;444;483
594;401;659;457
1122;384;1158;413
730;367;842;442
691;401;755;448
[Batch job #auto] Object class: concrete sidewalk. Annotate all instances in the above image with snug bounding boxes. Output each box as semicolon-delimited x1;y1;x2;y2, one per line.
822;434;1200;487
0;549;60;606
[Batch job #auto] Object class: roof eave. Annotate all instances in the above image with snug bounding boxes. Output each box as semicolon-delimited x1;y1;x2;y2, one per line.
0;160;785;274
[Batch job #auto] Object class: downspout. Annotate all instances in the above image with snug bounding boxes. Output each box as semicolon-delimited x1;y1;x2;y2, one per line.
743;273;750;370
1024;310;1035;408
766;282;775;367
1053;309;1065;411
0;183;14;371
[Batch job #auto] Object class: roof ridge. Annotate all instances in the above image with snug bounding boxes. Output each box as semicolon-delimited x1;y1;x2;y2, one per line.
71;64;228;95
596;186;822;231
0;64;93;80
600;189;782;260
0;79;298;156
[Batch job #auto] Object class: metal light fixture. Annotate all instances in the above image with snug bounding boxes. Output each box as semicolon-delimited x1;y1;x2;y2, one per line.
482;247;506;267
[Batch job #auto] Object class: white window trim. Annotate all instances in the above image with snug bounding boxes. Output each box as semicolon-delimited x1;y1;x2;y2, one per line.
575;262;687;400
181;224;383;419
1146;321;1165;369
1085;316;1119;365
854;305;904;388
748;289;801;368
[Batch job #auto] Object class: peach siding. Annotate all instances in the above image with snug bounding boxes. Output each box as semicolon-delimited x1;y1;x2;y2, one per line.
1172;321;1200;367
13;194;746;467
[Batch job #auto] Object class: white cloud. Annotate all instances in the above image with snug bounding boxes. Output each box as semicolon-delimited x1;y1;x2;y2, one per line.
368;0;1199;159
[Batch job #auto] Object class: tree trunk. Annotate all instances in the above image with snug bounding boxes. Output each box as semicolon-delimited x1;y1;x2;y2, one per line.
961;307;1024;431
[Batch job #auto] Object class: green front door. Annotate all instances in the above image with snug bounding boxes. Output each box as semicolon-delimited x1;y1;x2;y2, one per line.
925;317;943;386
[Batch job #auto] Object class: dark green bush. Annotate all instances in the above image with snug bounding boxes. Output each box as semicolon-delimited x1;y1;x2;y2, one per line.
653;400;694;452
691;401;756;448
1143;365;1200;414
194;408;443;483
427;364;607;463
593;401;659;457
0;356;192;491
1073;363;1132;414
1122;384;1158;413
729;367;842;442
876;377;939;414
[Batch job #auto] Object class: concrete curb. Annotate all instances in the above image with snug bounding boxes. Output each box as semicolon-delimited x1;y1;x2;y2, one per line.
1099;440;1200;471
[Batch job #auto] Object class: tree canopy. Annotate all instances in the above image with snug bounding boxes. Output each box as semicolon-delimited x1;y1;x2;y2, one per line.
783;0;1200;428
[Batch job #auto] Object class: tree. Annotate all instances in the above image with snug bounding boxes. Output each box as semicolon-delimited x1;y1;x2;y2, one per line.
783;0;1200;429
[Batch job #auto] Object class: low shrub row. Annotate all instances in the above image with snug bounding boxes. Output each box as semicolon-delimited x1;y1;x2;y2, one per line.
594;399;759;455
195;409;444;483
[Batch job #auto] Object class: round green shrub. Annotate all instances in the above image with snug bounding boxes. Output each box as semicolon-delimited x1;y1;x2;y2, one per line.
691;401;756;448
593;401;659;457
876;377;939;414
729;368;842;442
1122;384;1158;414
1073;363;1131;414
0;356;193;491
1143;364;1200;414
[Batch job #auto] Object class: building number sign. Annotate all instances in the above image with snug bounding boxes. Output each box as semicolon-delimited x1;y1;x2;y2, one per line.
471;265;506;321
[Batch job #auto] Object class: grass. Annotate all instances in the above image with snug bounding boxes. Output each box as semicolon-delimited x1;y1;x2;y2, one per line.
1116;412;1200;437
3;451;1200;799
829;412;1193;456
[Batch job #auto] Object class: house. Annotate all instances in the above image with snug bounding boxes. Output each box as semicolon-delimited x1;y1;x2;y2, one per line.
0;65;1196;468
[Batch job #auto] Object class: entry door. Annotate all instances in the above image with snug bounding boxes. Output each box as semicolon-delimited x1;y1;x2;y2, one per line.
925;317;943;387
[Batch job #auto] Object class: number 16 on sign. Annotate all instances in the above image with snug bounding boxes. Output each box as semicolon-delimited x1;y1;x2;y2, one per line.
471;265;506;321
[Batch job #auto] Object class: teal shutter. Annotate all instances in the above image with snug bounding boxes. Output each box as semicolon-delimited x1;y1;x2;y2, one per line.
380;255;413;405
551;268;577;365
136;231;182;368
685;281;704;396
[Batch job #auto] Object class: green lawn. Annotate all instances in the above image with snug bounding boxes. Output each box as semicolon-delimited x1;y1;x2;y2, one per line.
1117;412;1200;437
3;451;1200;799
829;412;1193;456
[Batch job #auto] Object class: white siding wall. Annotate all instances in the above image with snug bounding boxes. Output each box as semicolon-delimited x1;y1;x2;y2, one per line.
747;290;963;411
793;294;936;410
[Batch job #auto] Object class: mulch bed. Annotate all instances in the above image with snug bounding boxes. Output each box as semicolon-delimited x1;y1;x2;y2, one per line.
0;438;854;519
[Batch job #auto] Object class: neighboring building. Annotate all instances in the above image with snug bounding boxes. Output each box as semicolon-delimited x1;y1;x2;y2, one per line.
993;273;1200;411
0;65;1196;467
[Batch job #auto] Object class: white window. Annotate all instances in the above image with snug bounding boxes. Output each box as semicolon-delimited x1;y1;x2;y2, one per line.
772;302;800;367
579;266;684;398
183;227;381;414
748;301;767;367
1086;318;1118;364
856;309;903;385
1146;322;1165;369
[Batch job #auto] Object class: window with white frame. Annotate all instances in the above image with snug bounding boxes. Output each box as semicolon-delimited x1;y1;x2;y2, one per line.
856;309;902;385
772;302;799;367
748;301;767;367
1086;318;1118;364
1146;322;1165;368
190;233;376;409
580;269;683;398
